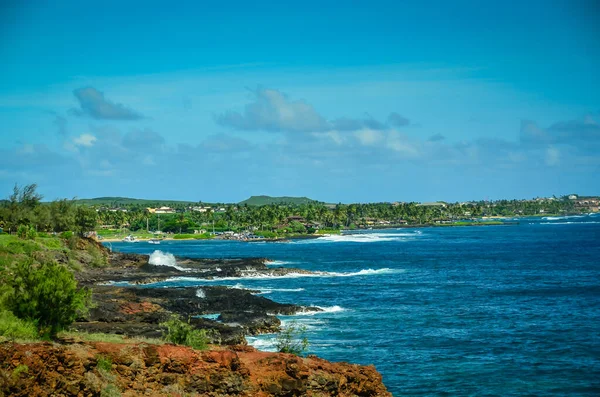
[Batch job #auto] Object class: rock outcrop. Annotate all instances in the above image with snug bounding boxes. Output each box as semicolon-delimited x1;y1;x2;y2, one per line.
0;341;391;396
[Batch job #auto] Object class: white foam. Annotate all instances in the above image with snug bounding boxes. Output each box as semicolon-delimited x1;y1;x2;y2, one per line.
148;250;187;271
134;267;401;286
225;283;305;295
246;336;278;351
196;288;206;298
542;215;585;221
311;232;421;243
294;305;347;316
540;221;600;225
265;260;296;266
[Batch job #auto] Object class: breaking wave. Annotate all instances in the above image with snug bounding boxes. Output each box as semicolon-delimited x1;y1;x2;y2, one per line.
540;221;600;225
156;267;401;283
228;283;305;294
148;250;187;271
302;231;423;243
295;305;347;315
265;260;297;266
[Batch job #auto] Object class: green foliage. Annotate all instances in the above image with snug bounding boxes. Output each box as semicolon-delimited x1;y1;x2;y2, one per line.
12;364;29;379
60;230;74;239
26;226;37;240
87;244;109;267
254;230;277;238
96;355;113;372
276;321;309;356
161;315;209;350
2;239;41;255
17;225;27;239
0;310;39;340
74;205;98;236
3;259;91;338
36;237;63;250
239;195;319;206
101;384;121;397
173;233;213;240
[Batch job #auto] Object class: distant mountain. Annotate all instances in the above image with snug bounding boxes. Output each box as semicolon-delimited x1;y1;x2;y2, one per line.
73;197;198;207
239;195;319;206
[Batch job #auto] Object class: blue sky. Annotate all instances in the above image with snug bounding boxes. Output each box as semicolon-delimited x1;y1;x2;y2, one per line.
1;0;599;202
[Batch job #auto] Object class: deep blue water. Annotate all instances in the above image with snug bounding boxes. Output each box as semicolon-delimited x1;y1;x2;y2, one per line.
108;215;600;396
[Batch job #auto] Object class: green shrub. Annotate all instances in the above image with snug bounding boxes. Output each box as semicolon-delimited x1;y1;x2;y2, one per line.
12;364;29;379
3;259;91;338
276;321;309;356
17;225;28;239
3;240;40;255
26;227;36;240
87;243;108;268
60;231;74;239
36;237;62;250
254;231;277;238
96;355;113;372
161;316;208;350
0;310;39;340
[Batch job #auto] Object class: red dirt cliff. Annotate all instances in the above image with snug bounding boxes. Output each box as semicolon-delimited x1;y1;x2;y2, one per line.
0;341;391;396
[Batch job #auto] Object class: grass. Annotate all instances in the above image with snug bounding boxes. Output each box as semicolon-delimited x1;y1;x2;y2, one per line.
97;230;158;240
434;221;506;227
315;229;342;235
58;330;165;345
0;310;40;341
173;233;213;240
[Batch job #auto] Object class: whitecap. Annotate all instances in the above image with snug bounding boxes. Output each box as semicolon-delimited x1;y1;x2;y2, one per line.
540;221;600;225
246;336;278;352
294;305;347;316
265;260;296;266
148;250;188;271
306;232;421;243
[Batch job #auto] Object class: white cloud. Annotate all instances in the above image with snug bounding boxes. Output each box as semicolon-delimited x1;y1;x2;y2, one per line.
354;129;385;146
73;134;97;147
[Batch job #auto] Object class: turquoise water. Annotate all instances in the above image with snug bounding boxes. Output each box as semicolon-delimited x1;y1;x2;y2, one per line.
109;214;600;396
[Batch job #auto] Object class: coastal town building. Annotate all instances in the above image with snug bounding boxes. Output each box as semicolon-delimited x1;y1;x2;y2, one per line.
147;206;176;214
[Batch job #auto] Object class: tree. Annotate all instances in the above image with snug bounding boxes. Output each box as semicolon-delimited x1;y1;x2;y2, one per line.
3;259;91;337
74;206;97;236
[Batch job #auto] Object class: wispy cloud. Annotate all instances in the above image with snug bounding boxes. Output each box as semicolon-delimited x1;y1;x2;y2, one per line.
215;88;329;133
71;87;144;120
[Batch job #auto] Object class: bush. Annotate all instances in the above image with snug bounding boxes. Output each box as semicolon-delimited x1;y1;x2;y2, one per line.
96;355;113;372
26;226;36;240
60;231;74;239
0;310;39;340
276;321;309;356
161;316;208;350
254;231;277;238
17;225;27;239
3;259;91;338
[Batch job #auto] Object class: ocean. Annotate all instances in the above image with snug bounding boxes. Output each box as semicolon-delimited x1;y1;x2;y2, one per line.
108;214;600;396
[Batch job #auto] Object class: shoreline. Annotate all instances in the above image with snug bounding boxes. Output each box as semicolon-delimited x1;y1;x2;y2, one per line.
99;220;522;243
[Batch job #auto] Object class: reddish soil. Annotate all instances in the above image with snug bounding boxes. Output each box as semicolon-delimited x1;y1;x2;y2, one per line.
0;341;391;396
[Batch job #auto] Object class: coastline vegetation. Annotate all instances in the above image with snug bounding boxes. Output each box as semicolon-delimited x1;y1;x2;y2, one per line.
0;184;593;244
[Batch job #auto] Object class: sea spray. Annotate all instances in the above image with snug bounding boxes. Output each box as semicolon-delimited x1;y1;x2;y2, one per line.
148;250;187;271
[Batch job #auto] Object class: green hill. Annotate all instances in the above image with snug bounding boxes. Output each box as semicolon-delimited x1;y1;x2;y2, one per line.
72;197;199;207
239;195;318;206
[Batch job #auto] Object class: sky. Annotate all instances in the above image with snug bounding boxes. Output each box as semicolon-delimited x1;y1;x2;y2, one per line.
0;0;599;203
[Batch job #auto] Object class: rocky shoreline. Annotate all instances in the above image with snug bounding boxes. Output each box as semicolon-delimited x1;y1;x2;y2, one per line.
1;238;393;395
73;246;322;345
